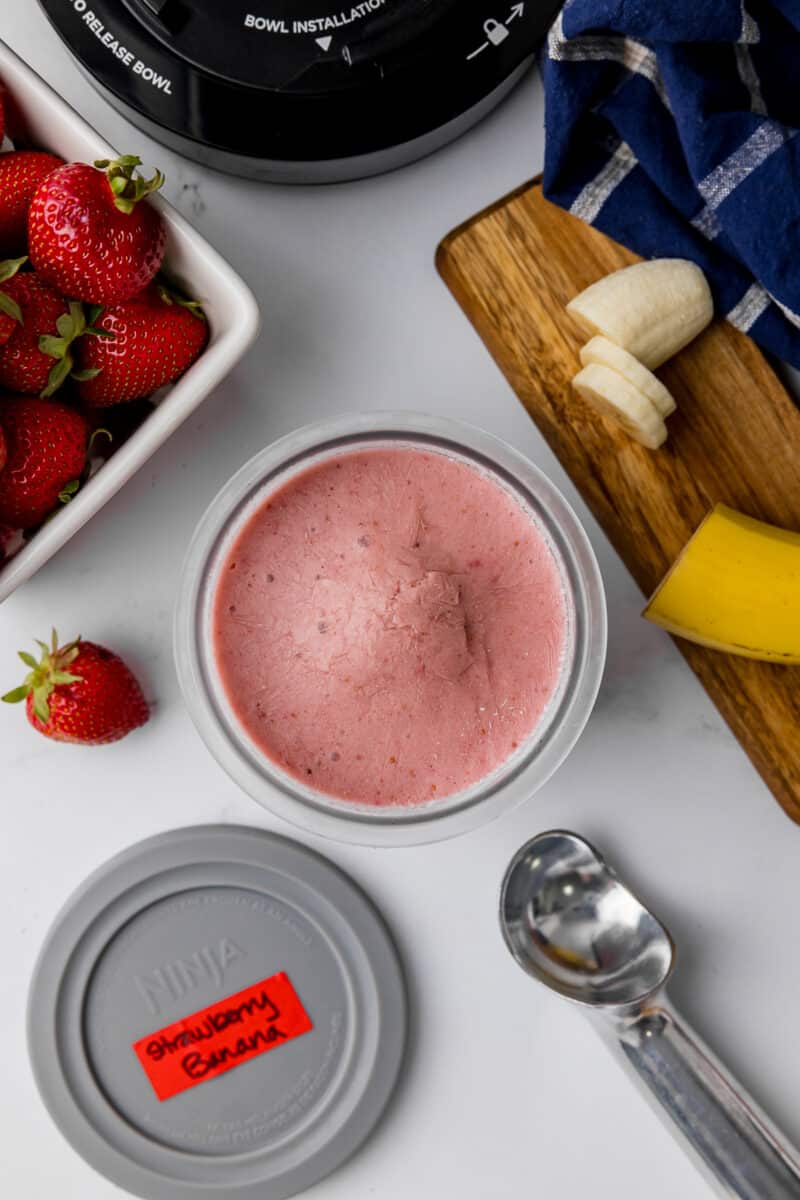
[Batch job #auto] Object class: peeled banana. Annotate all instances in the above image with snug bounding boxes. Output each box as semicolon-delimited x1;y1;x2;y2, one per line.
567;259;713;368
579;336;676;418
572;362;668;449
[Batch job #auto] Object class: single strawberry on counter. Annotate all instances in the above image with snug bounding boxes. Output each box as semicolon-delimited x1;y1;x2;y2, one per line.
76;284;208;406
0;150;63;257
0;395;88;528
3;630;149;744
28;155;166;305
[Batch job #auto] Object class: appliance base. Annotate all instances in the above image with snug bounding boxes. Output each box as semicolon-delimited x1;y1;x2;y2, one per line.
84;59;532;184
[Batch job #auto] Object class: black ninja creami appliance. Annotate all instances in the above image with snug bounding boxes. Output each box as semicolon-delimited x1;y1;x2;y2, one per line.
38;0;562;182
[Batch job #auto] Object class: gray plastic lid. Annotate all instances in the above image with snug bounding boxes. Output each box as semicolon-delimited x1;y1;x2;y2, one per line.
28;825;407;1199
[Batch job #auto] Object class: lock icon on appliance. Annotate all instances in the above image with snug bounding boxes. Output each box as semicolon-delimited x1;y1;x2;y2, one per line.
484;17;509;45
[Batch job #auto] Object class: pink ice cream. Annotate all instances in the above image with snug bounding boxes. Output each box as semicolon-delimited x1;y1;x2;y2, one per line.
212;447;568;806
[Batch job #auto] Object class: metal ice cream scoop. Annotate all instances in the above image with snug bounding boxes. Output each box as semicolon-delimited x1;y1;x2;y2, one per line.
500;831;800;1199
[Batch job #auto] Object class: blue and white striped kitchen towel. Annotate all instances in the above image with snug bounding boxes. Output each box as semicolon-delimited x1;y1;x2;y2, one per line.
542;0;800;367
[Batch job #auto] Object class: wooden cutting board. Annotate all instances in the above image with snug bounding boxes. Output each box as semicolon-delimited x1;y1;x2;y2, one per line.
437;179;800;823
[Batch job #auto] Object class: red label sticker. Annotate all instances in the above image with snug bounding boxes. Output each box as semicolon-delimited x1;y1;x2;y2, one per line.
132;971;313;1101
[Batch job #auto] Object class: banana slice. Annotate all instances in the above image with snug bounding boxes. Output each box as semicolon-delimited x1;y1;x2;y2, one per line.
579;336;676;418
567;259;713;368
572;363;668;449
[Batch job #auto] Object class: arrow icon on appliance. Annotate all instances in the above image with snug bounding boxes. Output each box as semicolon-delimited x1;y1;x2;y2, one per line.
315;35;333;50
465;3;524;61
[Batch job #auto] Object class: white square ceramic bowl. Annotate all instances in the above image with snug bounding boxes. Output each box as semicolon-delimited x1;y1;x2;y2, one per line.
0;38;260;604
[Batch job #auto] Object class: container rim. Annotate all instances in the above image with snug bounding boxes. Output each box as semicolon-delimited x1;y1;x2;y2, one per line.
174;411;607;846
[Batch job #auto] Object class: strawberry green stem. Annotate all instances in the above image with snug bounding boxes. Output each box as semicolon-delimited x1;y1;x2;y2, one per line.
2;630;83;724
94;155;165;215
0;256;28;325
39;301;113;398
156;280;206;320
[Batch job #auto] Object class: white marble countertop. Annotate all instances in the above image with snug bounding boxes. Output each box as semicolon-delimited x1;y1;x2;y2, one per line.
2;6;799;1199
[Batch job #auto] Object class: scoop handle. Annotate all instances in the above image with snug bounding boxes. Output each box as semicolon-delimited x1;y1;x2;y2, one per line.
595;998;800;1199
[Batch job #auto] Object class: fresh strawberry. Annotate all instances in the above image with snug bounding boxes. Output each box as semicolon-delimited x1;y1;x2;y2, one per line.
0;90;5;145
28;155;166;305
0;268;84;395
0;395;88;528
3;630;149;745
0;266;108;396
0;309;13;346
0;256;28;346
0;150;63;257
0;422;5;474
76;284;207;406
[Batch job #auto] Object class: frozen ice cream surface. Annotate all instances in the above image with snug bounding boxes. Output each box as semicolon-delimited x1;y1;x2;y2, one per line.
212;446;568;806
